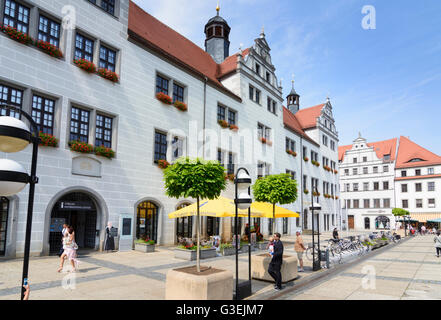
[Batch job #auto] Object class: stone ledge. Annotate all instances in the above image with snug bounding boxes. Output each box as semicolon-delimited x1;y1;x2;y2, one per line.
252;254;298;283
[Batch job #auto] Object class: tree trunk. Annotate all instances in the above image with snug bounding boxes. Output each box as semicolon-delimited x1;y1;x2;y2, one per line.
272;203;275;234
197;197;200;272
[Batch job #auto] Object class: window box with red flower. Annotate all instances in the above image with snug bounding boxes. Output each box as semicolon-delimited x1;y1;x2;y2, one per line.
303;156;309;162
225;173;235;182
286;150;297;157
229;124;238;131
311;160;320;167
39;132;58;148
156;92;172;104
0;25;33;45
304;189;309;195
74;58;96;73
97;68;119;83
312;191;321;197
69;140;94;154
94;145;115;159
36;40;63;59
174;101;188;112
334;170;338;174
218;120;229;128
335;196;339;200
158;159;170;169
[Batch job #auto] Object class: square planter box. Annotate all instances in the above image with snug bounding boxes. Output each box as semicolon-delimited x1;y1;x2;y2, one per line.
252;254;298;283
174;248;217;261
166;266;233;300
134;243;155;253
221;247;236;256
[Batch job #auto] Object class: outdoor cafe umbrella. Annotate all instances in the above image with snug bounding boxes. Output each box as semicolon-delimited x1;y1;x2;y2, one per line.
250;202;300;234
427;218;441;223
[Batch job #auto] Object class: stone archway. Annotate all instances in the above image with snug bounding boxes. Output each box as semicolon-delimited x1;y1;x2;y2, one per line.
43;187;108;256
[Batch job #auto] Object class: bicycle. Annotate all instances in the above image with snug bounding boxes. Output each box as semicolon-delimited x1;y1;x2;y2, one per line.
305;243;320;261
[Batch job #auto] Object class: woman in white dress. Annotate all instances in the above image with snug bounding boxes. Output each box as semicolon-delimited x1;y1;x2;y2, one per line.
58;226;79;272
57;225;70;272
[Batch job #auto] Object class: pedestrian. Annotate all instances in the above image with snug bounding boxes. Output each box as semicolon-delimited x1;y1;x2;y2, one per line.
268;233;284;291
267;236;274;256
57;223;69;257
421;225;426;236
104;222;115;252
434;231;441;258
57;224;70;272
332;228;339;240
294;230;306;272
64;226;80;272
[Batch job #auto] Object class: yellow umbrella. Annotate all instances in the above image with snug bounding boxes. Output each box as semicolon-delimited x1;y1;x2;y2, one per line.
168;196;263;219
250;202;300;218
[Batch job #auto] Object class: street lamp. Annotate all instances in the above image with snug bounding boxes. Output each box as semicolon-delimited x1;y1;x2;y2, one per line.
309;187;321;271
234;167;252;300
0;105;39;300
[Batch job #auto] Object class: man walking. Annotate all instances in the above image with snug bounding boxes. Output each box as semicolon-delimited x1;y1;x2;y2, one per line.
268;233;284;290
294;230;306;272
434;231;441;257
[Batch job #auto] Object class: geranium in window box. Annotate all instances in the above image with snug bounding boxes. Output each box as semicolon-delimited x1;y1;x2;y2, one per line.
334;169;338;174
335;196;339;200
158;159;170;169
259;137;267;144
74;58;96;73
225;173;235;182
97;68;119;83
303;156;309;162
156;92;172;104
94;145;115;159
304;189;309;195
36;40;63;58
0;25;33;45
286;150;297;157
174;100;188;111
218;120;229;128
229;124;238;131
312;191;321;197
39;132;58;148
69;140;94;154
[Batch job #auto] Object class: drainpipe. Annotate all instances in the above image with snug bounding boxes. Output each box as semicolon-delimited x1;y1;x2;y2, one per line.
300;136;304;231
202;77;208;158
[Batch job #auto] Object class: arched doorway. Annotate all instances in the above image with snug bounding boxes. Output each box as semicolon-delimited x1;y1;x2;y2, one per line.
49;192;98;254
0;197;9;256
375;216;390;230
136;201;158;243
176;203;193;240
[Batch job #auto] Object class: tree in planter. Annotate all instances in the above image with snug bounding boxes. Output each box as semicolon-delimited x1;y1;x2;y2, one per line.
163;157;226;272
252;173;298;234
392;207;410;236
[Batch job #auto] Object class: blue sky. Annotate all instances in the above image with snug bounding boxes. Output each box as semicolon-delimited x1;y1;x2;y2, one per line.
133;0;441;154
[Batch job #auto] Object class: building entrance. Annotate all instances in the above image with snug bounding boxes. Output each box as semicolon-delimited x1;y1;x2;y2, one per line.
49;192;98;254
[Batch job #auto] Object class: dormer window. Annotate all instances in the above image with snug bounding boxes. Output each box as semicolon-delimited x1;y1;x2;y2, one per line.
255;64;261;76
266;72;271;83
384;154;391;161
408;158;425;163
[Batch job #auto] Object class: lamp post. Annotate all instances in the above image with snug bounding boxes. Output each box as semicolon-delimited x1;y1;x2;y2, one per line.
234;167;252;300
0;105;39;300
309;187;321;271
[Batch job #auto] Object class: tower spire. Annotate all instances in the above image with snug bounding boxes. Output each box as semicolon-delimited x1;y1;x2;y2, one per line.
216;0;220;15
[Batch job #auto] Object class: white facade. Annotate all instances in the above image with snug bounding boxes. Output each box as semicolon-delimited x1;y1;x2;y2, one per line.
0;0;340;258
339;135;396;231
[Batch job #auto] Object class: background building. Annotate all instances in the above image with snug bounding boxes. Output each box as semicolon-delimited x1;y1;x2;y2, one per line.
339;135;441;231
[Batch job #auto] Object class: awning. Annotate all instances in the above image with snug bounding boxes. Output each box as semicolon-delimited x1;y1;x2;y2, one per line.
409;213;441;223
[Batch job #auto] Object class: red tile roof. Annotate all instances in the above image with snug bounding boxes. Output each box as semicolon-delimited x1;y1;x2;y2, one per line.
294;104;325;130
338;138;398;162
218;48;250;78
283;107;319;146
128;1;240;100
396;136;441;169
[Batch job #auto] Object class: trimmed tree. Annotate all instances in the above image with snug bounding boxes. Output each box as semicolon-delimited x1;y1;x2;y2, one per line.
252;173;298;234
392;208;410;236
163;157;226;272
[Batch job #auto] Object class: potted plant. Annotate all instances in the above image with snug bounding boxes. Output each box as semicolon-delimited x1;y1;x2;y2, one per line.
220;243;236;256
174;100;188;111
334;169;338;174
303;156;309;162
259;137;267;144
0;25;33;45
158;159;170;169
69;140;94;154
156;92;172;104
73;58;96;73
225;173;235;182
39;132;58;148
134;238;155;253
97;68;119;83
304;189;309;195
174;244;217;260
218;119;229;128
312;191;321;197
35;40;63;58
229;124;238;131
94;145;115;159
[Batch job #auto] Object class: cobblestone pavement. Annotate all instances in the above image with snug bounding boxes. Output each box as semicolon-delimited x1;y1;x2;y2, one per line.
275;235;441;300
0;244;319;300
